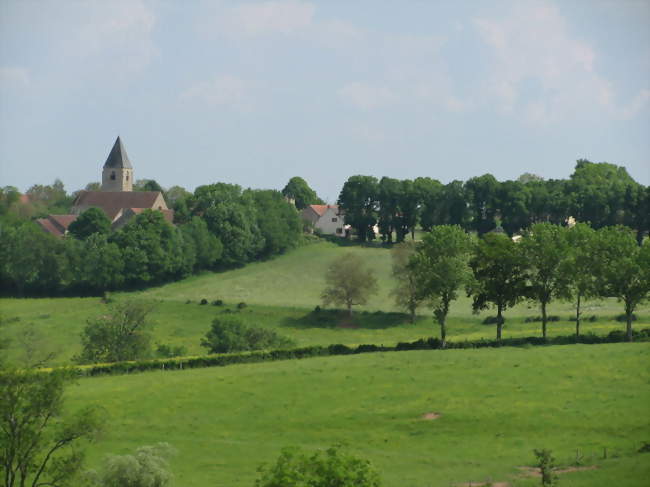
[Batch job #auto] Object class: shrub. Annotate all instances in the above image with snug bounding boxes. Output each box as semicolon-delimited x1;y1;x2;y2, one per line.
237;302;247;310
212;299;224;306
482;316;506;325
156;343;187;358
200;317;293;354
313;305;321;313
533;449;557;486
615;313;637;322
185;299;192;304
199;298;208;305
525;315;560;323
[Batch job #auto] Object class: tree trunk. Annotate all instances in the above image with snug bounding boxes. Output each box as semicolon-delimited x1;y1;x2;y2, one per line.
347;302;352;318
440;319;446;348
541;301;547;340
575;293;581;338
626;300;633;342
496;304;503;342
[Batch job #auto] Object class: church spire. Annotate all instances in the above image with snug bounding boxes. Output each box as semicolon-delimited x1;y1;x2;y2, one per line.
103;136;133;169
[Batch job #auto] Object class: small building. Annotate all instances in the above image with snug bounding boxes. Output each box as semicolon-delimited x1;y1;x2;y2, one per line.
301;204;345;236
36;136;173;237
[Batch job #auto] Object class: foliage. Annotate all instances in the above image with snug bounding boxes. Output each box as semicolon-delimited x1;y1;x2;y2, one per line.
337;176;379;242
533;449;558;486
281;177;324;210
389;242;422;322
179;217;223;272
83;443;175;487
321;253;378;315
411;225;474;346
592;226;650;341
520;223;571;339
68;233;125;292
465;174;499;235
0;369;104;487
250;189;302;257
76;301;156;364
68;208;111;240
255;444;381;487
469;233;528;340
200;317;294;354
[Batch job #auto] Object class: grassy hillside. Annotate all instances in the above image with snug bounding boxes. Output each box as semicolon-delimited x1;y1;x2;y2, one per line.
1;241;648;365
69;343;650;487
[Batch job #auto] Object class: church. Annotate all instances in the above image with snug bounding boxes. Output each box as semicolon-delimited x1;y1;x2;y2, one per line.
36;137;173;237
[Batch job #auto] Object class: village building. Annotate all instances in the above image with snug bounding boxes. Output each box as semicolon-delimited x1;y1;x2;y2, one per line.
301;204;345;236
36;137;172;237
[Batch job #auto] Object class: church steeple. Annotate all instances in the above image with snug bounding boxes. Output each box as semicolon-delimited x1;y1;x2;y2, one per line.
101;136;134;191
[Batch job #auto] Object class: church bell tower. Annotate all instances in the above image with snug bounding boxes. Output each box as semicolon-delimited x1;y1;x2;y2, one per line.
101;136;133;192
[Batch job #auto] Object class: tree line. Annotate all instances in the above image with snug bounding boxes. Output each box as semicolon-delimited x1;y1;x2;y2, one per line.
0;184;303;296
325;223;649;343
337;160;649;243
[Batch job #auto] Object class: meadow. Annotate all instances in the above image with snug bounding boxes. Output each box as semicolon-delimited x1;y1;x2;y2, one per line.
69;343;650;487
1;241;648;366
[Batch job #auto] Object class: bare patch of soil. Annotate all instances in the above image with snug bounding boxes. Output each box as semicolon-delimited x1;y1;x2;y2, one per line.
421;412;441;420
456;482;509;487
516;465;599;477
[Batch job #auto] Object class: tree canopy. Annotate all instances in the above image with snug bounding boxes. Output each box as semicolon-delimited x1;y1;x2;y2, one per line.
281;177;324;210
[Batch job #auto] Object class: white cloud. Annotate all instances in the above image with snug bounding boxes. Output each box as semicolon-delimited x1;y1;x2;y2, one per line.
180;75;255;112
618;89;650;120
215;0;315;38
472;0;646;124
338;82;397;110
0;67;30;87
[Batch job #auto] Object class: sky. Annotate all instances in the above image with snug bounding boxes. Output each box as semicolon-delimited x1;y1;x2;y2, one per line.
1;0;648;202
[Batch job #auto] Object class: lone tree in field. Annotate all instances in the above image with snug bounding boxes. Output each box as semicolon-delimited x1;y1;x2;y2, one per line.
593;226;650;341
0;369;104;487
390;241;422;323
321;253;378;316
520;223;570;339
76;300;156;364
563;223;598;337
469;232;528;341
411;225;474;347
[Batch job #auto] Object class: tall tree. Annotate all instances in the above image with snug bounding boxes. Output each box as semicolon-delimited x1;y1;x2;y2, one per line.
411;225;474;347
520;223;571;339
469;233;528;341
390;241;422;322
321;253;378;316
337;176;379;242
179;217;222;271
593;226;650;341
377;177;401;243
395;179;420;241
465;174;499;235
563;223;598;337
281;177;324;210
68;207;111;240
497;180;530;235
250;189;302;257
67;233;125;292
415;177;444;232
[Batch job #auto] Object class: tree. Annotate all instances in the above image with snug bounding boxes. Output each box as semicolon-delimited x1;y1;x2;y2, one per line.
377;177;400;243
250;189;302;257
415;177;444;232
67;233;125;292
281;177;324;210
337;176;379;242
76;301;156;363
179;217;222;271
394;179;419;241
469;233;528;341
0;369;104;487
520;223;571;339
83;443;175;487
200;317;293;354
255;445;381;487
68;208;111;240
321;253;378;316
563;223;598;337
465;174;499;235
497;180;530;235
593;226;650;341
411;225;474;347
390;242;422;323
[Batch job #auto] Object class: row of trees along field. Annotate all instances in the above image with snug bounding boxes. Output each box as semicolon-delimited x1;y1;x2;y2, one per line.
0;185;303;295
325;223;649;343
338;160;649;242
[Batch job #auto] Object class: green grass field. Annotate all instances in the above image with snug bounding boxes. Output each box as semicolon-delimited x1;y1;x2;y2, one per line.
68;343;650;487
1;241;648;366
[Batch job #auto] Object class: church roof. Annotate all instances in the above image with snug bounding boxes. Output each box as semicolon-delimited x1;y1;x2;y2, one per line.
73;191;163;221
103;136;133;169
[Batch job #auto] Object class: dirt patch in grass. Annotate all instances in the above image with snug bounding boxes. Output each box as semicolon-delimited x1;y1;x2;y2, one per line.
516;465;599;477
421;412;441;420
338;319;359;328
456;482;509;487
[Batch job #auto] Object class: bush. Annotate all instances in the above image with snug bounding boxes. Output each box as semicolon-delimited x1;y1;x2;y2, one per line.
313;305;321;313
237;302;247;310
199;298;208;305
482;316;505;325
615;313;637;322
156;343;188;358
212;299;224;306
200;317;293;354
525;315;560;323
185;299;192;304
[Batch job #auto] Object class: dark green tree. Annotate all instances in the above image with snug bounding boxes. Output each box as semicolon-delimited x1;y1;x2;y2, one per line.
179;217;222;271
250;189;302;257
281;177;324;210
68;208;111;240
200;317;293;354
520;223;571;339
465;174;499;235
337;176;379;242
377;177;401;243
415;177;444;231
411;225;474;347
497;180;530;235
593;226;650;341
394;179;419;241
469;233;528;341
390;242;422;322
67;233;125;292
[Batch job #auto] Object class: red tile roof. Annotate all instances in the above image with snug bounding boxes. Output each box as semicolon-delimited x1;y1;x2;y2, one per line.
35;214;77;237
307;204;338;217
73;191;164;221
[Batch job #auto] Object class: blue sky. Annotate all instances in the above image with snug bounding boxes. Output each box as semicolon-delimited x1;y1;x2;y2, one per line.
1;0;648;202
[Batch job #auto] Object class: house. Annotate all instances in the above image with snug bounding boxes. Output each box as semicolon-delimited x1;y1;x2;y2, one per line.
36;136;173;237
301;204;345;236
